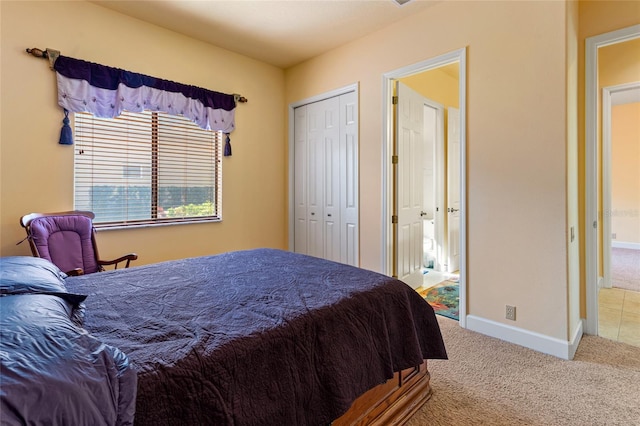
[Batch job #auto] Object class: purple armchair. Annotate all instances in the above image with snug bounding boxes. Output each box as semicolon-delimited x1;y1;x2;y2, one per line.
20;211;137;276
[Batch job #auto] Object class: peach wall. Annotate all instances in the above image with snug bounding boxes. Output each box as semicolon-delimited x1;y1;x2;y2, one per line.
611;102;640;243
0;1;286;264
286;1;570;339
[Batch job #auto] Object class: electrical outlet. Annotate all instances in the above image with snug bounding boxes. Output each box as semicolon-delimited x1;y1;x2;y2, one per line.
506;305;516;321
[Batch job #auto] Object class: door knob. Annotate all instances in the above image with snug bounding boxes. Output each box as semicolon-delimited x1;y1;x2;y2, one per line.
420;211;428;217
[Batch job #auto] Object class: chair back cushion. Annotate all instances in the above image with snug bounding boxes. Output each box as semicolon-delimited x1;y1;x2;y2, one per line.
29;215;99;274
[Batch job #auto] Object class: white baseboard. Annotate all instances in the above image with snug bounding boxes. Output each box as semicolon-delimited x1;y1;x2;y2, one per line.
612;241;640;250
466;315;583;360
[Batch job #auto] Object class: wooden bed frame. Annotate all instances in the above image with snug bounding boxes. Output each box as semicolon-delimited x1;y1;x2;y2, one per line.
333;361;431;425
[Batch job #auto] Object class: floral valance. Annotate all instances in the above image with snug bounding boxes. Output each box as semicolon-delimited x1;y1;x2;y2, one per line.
53;55;236;134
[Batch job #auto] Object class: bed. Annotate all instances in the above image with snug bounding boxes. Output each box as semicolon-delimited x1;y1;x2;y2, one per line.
1;248;446;425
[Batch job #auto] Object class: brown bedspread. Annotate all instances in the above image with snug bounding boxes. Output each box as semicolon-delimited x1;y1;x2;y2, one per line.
65;248;447;426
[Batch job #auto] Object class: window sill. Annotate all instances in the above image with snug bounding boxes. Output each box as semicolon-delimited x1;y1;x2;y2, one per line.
94;217;221;231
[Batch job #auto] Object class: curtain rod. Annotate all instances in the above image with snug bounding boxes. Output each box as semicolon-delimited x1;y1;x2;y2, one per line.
25;47;248;103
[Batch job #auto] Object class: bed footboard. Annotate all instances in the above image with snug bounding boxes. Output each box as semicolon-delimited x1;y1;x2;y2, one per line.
332;360;431;426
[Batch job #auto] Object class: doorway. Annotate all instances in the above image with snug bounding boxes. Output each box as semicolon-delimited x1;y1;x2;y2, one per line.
381;48;467;327
421;99;445;276
602;82;640;290
598;82;640;346
585;25;640;337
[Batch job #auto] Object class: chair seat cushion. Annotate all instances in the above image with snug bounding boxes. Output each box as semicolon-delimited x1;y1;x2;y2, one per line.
29;215;99;274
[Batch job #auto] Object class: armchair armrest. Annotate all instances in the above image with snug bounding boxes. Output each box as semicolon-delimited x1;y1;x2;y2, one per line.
66;268;84;276
98;253;138;270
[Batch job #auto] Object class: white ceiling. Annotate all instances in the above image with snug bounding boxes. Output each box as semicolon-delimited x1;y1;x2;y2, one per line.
91;0;440;69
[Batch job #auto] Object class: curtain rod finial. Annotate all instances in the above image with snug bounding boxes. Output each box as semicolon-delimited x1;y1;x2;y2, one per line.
233;94;247;103
26;47;48;58
26;47;60;69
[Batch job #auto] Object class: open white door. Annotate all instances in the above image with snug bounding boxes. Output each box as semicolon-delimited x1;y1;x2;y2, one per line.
447;107;461;273
423;100;446;273
396;82;425;288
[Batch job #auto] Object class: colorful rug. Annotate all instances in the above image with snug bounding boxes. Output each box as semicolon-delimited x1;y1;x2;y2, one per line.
419;281;459;321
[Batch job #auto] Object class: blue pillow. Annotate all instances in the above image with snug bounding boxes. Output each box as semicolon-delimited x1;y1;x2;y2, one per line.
0;256;86;304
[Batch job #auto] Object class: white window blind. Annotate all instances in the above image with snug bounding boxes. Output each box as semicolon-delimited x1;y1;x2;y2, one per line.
74;110;222;228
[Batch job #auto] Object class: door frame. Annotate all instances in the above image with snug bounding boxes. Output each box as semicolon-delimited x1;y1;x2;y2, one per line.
585;25;640;335
446;106;461;274
287;83;360;256
381;47;467;327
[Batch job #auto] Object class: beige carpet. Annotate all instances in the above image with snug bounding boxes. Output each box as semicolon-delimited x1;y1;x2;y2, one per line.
611;248;640;292
407;316;640;426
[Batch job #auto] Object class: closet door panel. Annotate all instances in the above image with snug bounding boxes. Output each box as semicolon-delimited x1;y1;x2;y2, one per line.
307;102;325;258
293;106;308;254
323;98;341;262
340;91;358;266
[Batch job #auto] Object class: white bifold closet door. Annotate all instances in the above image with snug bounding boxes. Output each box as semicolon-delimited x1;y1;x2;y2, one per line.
293;90;359;266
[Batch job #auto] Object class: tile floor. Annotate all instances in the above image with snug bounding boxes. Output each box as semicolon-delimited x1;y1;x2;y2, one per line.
421;268;448;288
598;287;640;348
418;268;459;292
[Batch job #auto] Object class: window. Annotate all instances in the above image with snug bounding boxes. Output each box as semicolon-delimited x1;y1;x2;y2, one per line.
122;165;143;179
74;110;223;228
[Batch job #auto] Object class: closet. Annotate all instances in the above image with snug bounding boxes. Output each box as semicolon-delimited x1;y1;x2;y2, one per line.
293;89;359;266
